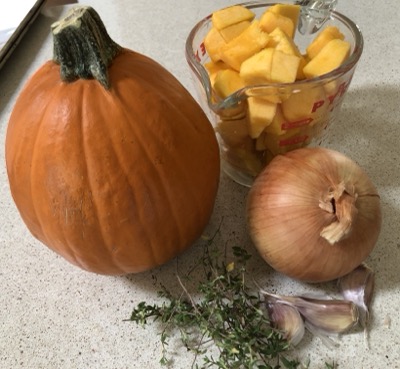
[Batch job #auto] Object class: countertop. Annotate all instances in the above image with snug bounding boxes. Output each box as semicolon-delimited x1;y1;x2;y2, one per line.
1;1;399;368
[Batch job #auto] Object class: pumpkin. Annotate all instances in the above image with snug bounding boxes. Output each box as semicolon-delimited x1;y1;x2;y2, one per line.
5;6;220;275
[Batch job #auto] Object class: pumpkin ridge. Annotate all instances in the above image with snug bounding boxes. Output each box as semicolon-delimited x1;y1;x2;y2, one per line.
29;80;72;254
75;81;153;273
77;82;125;270
5;88;41;235
110;70;212;237
32;81;114;272
64;81;111;270
112;87;187;262
76;81;177;271
110;74;216;265
95;90;162;268
115;53;211;137
46;82;104;269
111;57;215;205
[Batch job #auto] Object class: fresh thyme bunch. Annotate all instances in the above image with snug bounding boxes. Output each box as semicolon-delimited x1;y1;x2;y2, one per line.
128;233;299;369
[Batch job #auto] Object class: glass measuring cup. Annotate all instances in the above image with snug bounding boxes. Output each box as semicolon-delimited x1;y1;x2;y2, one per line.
185;1;363;187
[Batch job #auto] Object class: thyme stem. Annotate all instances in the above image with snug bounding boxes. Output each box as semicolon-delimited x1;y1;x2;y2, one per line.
128;233;298;369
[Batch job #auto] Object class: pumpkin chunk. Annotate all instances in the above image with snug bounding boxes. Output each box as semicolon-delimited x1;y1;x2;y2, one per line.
219;20;251;42
270;50;301;84
219;21;270;71
268;3;301;32
213;69;245;98
240;48;275;85
303;39;350;78
306;26;345;59
259;11;295;38
247;97;277;138
211;5;255;30
204;27;227;62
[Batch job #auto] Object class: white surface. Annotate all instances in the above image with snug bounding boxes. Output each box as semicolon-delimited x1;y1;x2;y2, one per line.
0;0;38;30
0;0;40;47
0;1;399;368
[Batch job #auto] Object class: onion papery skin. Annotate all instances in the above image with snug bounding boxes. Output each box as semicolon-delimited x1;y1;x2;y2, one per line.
246;147;382;283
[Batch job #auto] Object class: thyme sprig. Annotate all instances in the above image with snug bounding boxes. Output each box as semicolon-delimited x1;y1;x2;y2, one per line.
128;232;300;369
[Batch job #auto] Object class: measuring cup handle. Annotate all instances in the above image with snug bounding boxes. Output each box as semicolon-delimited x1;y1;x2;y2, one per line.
296;0;338;35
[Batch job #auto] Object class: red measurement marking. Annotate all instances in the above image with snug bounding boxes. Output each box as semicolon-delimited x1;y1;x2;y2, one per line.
200;42;206;57
279;135;309;146
195;42;207;62
312;99;325;113
282;117;313;130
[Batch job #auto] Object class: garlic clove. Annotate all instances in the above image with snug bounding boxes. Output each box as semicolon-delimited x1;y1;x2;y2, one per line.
338;263;375;328
304;320;340;349
264;292;359;334
266;301;305;346
290;296;359;334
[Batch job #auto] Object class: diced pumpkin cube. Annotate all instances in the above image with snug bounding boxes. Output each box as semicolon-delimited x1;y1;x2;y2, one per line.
255;132;268;151
240;48;291;103
204;61;229;85
264;105;287;136
268;27;301;56
261;28;305;82
281;85;328;122
220;20;270;71
219;20;251;42
306;26;345;59
240;48;274;85
296;55;308;80
271;49;301;83
259;11;295;38
215;118;249;147
246;97;277;138
226;145;264;176
243;154;264;176
205;60;228;75
268;4;301;33
263;132;285;156
211;5;255;30
213;69;245;98
204;27;227;62
303;39;351;78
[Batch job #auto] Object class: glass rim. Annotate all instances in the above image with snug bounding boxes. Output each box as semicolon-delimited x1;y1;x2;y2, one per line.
185;0;364;111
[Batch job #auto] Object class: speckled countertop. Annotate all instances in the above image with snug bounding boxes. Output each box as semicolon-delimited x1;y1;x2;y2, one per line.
1;1;399;368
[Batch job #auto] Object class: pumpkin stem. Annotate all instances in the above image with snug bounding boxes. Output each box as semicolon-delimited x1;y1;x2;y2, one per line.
319;182;358;245
51;6;122;89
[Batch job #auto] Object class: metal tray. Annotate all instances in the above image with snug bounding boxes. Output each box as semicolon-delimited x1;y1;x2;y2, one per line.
0;0;46;69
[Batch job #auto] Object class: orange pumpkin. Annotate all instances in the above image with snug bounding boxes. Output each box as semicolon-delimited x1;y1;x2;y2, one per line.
5;6;220;275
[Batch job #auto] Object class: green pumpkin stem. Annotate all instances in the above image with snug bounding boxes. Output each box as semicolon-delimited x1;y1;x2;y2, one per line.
51;6;122;89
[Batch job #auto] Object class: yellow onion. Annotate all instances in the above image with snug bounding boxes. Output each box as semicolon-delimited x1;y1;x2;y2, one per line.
247;147;382;282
